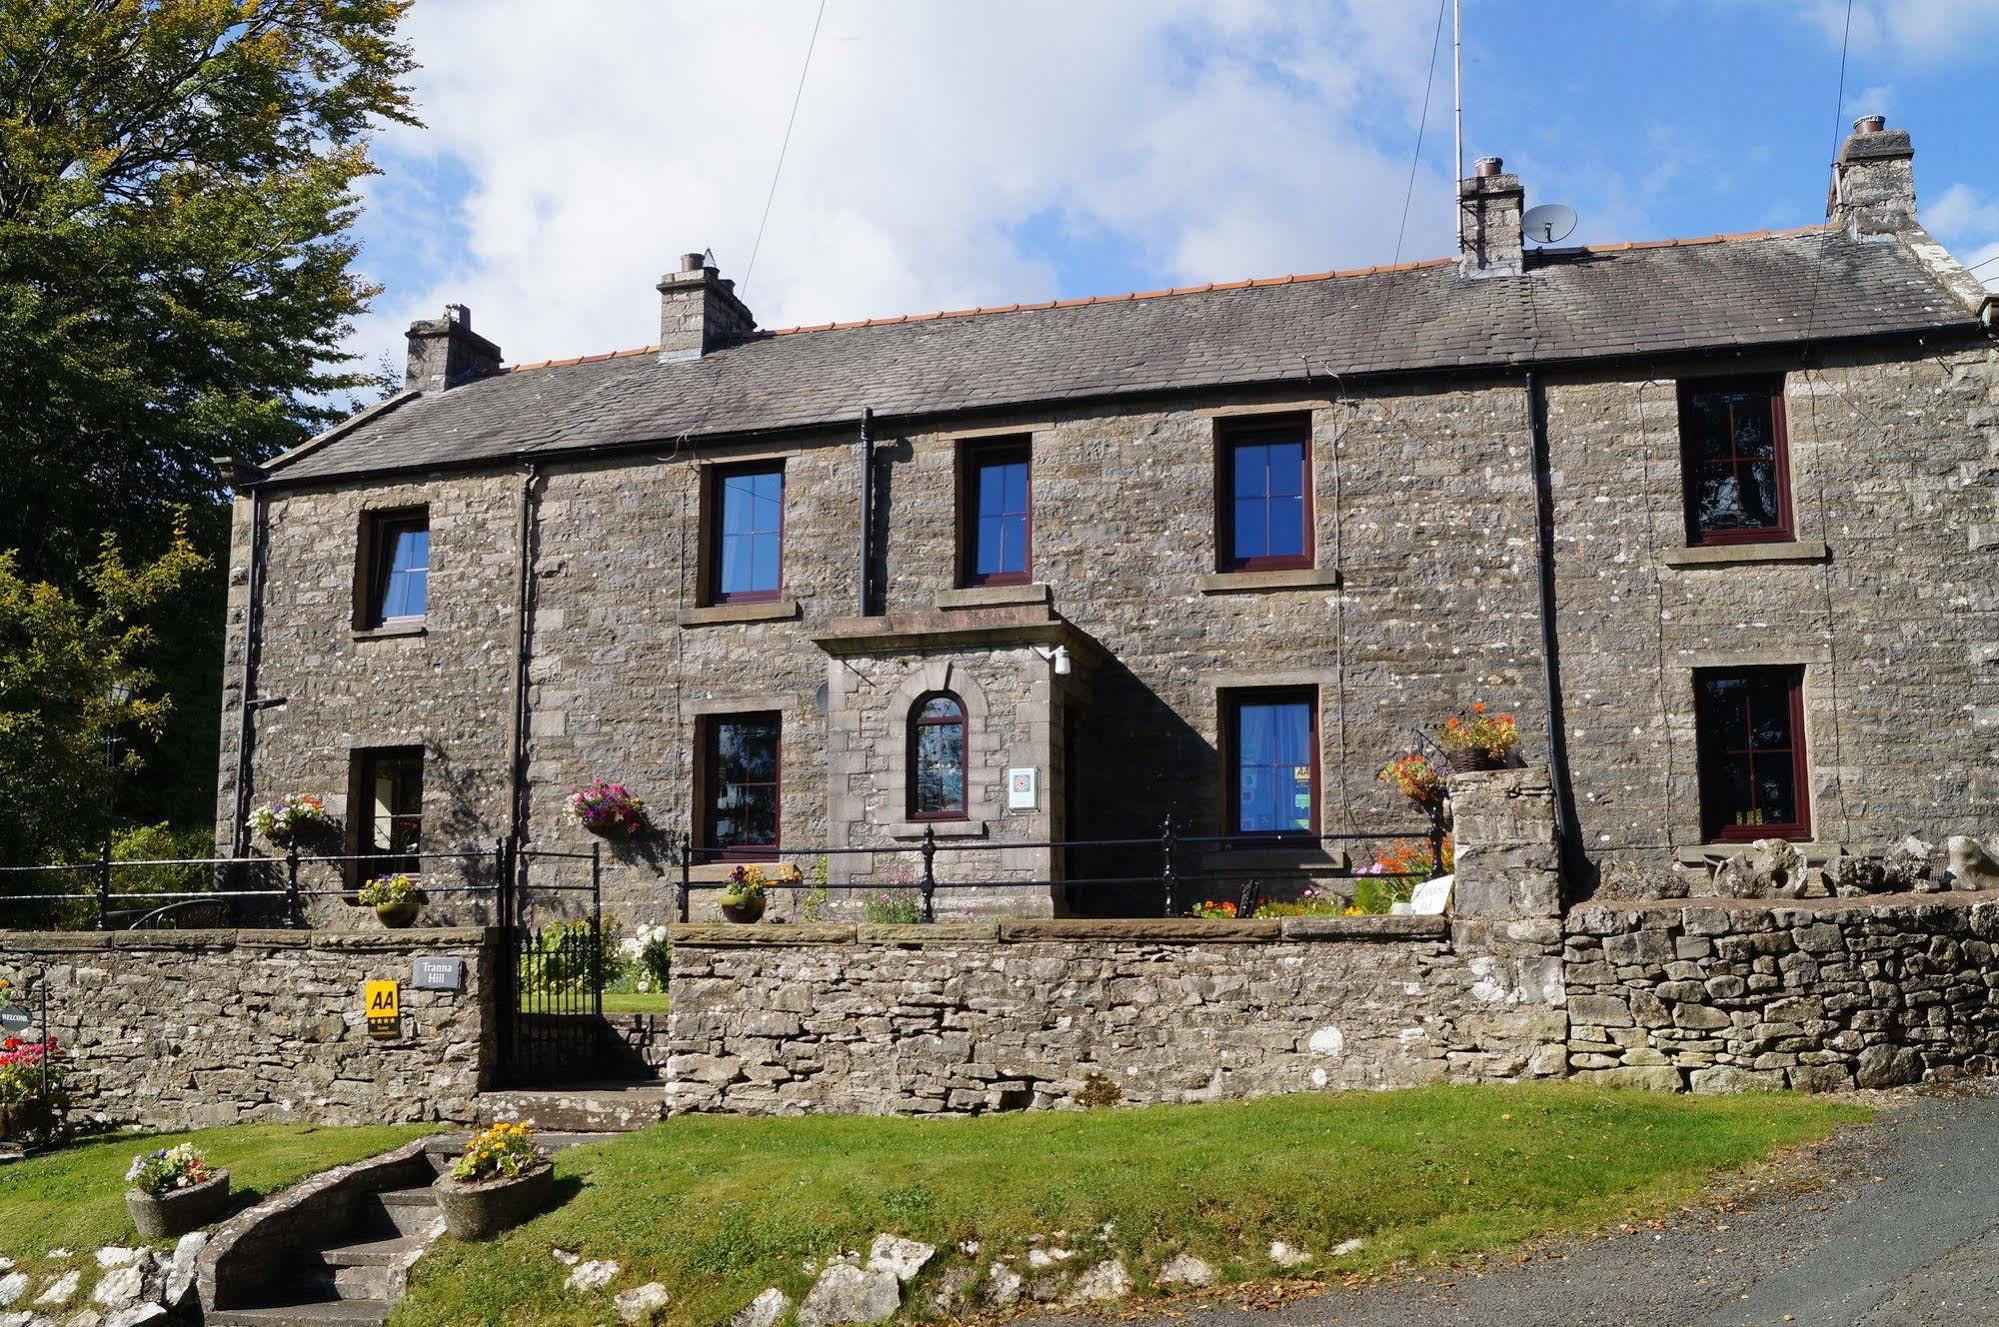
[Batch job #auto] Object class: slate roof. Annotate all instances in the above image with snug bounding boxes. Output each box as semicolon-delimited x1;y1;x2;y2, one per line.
270;225;1980;484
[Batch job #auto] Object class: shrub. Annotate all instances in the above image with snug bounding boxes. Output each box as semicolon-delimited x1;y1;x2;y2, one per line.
1075;1071;1121;1109
1253;886;1345;919
862;889;922;924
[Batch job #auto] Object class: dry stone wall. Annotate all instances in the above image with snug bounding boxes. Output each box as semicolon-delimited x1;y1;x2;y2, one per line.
1565;892;1999;1091
664;917;1566;1115
0;928;497;1129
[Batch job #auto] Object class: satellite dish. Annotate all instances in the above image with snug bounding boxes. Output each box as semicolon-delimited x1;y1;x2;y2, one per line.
1521;203;1578;246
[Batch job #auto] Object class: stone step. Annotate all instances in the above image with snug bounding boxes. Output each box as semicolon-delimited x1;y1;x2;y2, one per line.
298;1234;425;1302
474;1083;669;1133
207;1299;393;1327
356;1186;440;1238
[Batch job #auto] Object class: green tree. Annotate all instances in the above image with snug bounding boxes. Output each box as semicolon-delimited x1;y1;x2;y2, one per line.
0;0;417;838
0;528;205;870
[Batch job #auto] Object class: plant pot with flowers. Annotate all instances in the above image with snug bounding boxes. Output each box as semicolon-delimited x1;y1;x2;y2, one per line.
359;874;423;928
126;1144;230;1239
1377;752;1447;816
718;864;802;923
0;1029;65;1145
1436;703;1519;772
247;793;332;851
436;1123;554;1240
565;780;651;841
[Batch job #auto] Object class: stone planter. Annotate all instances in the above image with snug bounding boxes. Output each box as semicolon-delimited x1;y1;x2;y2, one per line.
719;894;766;924
436;1163;555;1240
126;1170;231;1239
375;901;421;928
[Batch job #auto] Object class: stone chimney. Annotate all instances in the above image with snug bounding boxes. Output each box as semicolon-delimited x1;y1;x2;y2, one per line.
657;251;757;361
404;304;502;391
1459;155;1524;279
1828;115;1917;236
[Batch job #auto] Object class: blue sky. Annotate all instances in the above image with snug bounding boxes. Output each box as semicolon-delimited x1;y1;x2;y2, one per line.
343;1;1999;377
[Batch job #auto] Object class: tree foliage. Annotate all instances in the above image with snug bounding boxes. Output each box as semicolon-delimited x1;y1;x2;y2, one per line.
0;0;416;840
0;528;205;868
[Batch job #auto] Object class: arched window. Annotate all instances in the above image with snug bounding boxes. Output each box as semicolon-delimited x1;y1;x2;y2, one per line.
908;692;968;821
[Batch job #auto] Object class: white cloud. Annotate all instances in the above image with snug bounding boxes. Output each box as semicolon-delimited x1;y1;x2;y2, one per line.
349;0;1461;369
1792;0;1999;61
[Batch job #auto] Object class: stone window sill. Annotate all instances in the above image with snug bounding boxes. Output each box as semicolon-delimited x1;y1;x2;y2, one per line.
1196;845;1350;872
677;597;800;627
1675;841;1838;866
935;582;1050;610
889;819;989;841
1197;567;1342;595
1661;539;1829;569
351;622;427;641
686;860;776;883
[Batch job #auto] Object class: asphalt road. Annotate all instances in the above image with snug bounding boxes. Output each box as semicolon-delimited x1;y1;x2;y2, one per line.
1030;1082;1999;1327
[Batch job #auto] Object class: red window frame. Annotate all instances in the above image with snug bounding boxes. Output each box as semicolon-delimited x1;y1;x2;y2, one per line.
907;691;970;821
1215;416;1314;573
694;711;782;861
1693;666;1812;843
1678;376;1794;547
1220;686;1321;839
704;460;786;605
957;439;1033;587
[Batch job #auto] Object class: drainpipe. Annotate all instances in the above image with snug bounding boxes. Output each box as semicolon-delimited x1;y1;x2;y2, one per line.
857;406;875;615
505;463;543;852
1524;371;1584;902
228;476;269;859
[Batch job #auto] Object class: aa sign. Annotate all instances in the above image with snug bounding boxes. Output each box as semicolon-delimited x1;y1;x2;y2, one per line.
364;980;401;1040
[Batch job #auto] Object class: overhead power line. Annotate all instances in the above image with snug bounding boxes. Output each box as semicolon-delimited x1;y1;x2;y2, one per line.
743;0;828;296
1393;0;1449;266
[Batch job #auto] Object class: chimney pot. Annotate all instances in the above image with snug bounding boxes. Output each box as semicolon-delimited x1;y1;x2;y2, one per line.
1854;114;1886;135
679;252;707;273
405;303;502;391
1475;156;1503;178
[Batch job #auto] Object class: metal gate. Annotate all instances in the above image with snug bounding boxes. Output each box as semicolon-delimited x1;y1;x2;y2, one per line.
500;844;611;1086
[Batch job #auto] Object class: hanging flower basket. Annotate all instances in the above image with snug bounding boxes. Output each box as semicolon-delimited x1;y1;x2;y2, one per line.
565;780;650;839
1377;753;1446;810
1435;704;1519;772
247;794;332;849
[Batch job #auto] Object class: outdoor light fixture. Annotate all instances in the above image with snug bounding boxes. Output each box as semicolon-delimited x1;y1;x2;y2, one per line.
1030;645;1072;676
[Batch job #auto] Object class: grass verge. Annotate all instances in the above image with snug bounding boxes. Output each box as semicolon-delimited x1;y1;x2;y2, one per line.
0;1123;438;1297
599;992;672;1014
396;1084;1864;1327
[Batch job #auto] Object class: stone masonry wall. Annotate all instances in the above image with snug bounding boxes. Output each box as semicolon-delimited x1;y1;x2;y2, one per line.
1564;893;1999;1092
0;928;497;1129
663;767;1571;1115
1547;341;1999;875
664;916;1564;1115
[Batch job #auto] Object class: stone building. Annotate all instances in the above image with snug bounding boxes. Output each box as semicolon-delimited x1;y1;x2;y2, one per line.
215;119;1998;923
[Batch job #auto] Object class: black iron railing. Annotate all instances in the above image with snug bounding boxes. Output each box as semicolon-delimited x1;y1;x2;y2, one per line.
665;818;1448;922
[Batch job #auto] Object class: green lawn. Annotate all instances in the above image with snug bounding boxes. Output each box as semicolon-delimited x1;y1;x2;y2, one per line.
397;1084;1864;1327
598;991;671;1014
0;1123;438;1297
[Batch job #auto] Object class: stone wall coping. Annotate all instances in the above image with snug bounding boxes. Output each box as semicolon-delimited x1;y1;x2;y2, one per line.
1574;889;1994;920
667;915;1450;946
0;926;495;954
